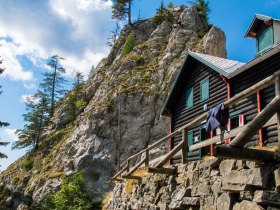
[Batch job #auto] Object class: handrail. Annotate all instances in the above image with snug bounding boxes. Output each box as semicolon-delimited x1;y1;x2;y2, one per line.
111;70;280;180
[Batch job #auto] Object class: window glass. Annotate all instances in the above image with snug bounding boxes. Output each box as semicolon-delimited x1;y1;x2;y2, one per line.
258;27;273;53
200;78;209;101
186;87;193;109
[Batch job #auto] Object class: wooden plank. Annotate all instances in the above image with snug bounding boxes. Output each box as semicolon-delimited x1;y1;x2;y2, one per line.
181;129;187;164
155;141;183;168
112;164;128;180
145;150;149;168
214;145;279;163
126;158;146;176
148;167;177;175
121;175;142;180
224;71;280;108
275;76;280;144
229;97;280;147
189;114;277;151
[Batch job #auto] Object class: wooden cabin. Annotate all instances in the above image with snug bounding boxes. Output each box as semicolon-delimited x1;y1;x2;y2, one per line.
161;14;280;162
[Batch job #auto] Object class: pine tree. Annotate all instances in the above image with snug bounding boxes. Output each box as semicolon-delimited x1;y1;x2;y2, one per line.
13;93;49;150
112;0;133;25
0;55;9;159
63;72;86;123
107;22;120;48
40;55;67;118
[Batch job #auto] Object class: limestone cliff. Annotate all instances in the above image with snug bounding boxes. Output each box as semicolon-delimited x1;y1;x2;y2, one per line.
0;6;226;209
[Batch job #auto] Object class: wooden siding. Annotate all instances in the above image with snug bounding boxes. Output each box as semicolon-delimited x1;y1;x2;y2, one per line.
230;52;280;146
170;60;228;159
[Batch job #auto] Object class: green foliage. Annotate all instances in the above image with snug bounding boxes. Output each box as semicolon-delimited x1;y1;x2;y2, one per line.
122;32;135;56
189;0;212;31
23;157;34;171
153;2;173;25
40;55;68;117
168;2;174;8
134;54;144;65
34;172;93;210
0;53;10;159
13;93;49;150
63;72;86;123
112;0;132;25
198;30;207;38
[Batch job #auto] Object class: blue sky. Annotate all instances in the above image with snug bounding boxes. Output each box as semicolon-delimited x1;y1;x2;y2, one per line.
0;0;280;170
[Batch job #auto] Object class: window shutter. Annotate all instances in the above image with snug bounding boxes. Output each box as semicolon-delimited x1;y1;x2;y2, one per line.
186;87;193;109
188;131;193;156
200;78;209;101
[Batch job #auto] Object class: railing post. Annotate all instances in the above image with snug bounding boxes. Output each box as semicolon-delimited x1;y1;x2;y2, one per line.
275;76;280;144
145;149;149;169
126;159;130;173
181;128;188;164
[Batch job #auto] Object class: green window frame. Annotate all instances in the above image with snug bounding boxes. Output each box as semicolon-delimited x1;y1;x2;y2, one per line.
186;87;193;109
188;130;193;156
200;78;209;101
257;27;273;54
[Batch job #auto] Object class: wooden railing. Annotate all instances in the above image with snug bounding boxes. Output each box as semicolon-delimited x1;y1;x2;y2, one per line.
110;70;280;181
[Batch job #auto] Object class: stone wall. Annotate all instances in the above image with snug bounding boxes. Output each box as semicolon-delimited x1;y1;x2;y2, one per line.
106;158;280;210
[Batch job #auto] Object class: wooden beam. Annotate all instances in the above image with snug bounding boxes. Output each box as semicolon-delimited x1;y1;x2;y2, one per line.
145;150;149;169
229;97;280;147
111;164;128;180
155;141;183;168
224;71;280;108
181;129;187;164
275;76;280;144
148;167;177;175
189;114;277;151
214;145;279;163
126;158;146;176
121;175;142;180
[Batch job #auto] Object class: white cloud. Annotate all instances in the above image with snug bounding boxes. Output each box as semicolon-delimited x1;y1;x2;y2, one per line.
3;128;19;142
23;83;36;90
0;40;33;81
0;0;114;81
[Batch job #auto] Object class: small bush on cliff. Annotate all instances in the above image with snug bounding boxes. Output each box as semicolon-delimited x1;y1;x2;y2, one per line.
122;32;135;56
23;157;34;171
153;1;173;25
34;172;93;210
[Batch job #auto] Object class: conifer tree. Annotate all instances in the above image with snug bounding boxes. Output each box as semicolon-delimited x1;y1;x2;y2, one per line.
40;55;67;118
13;93;49;150
112;0;133;25
63;72;86;123
0;55;9;159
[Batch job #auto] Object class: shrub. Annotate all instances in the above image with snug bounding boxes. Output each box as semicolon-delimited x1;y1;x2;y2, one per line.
23;157;33;171
134;54;144;65
122;32;135;56
35;172;93;210
153;9;173;25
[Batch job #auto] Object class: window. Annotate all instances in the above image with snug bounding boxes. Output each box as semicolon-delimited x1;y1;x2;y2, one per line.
200;78;209;101
257;27;273;54
186;87;193;109
188;131;193;156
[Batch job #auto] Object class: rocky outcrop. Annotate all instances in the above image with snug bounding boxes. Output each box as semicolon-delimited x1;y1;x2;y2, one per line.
107;159;280;210
0;6;227;209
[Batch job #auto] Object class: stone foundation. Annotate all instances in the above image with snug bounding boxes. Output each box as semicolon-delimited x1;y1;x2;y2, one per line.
107;158;280;210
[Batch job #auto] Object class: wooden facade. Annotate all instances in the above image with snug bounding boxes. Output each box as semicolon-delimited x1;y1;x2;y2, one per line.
162;14;280;160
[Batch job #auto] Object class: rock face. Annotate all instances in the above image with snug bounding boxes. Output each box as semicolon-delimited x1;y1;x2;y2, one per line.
0;6;227;209
107;159;279;210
